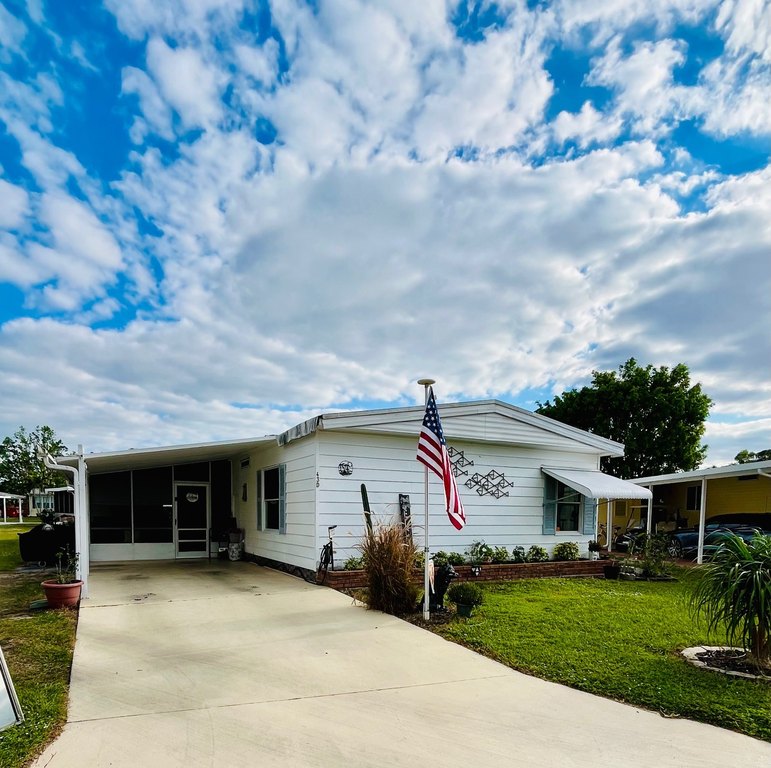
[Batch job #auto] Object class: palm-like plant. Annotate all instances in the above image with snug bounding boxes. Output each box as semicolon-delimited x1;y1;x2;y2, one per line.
690;532;771;667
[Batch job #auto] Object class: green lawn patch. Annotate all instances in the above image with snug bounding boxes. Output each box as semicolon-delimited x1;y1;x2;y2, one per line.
0;523;77;768
431;574;771;741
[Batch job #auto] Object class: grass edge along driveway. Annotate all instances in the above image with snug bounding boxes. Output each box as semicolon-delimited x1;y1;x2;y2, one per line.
429;573;771;742
0;524;77;768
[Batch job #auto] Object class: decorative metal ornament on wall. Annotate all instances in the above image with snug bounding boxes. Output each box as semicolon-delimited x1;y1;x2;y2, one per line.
338;461;354;476
447;446;474;477
465;470;514;499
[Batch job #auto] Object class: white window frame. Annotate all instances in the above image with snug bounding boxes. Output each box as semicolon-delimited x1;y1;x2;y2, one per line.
256;466;282;532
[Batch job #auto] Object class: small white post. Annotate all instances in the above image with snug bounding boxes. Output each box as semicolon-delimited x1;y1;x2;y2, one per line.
696;477;707;565
418;378;435;622
606;500;613;552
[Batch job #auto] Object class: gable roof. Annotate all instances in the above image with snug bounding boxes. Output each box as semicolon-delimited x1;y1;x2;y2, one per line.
279;399;624;457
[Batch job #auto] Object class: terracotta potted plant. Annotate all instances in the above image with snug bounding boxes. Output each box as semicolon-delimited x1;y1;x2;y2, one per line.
42;547;83;609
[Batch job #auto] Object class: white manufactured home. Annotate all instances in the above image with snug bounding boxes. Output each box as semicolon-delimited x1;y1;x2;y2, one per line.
58;400;650;593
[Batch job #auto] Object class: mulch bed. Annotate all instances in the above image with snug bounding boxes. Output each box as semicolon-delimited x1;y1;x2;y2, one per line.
694;648;771;678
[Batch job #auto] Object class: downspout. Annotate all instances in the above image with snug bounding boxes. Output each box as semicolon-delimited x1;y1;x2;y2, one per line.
646;485;653;535
41;449;89;598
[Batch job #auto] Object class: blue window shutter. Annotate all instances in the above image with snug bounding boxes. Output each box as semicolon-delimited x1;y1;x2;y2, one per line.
278;463;287;534
582;495;596;536
542;475;557;535
255;471;263;531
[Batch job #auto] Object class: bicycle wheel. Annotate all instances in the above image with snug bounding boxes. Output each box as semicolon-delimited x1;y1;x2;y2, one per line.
318;543;332;584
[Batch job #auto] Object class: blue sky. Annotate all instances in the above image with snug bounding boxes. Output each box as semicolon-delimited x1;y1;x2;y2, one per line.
0;0;769;465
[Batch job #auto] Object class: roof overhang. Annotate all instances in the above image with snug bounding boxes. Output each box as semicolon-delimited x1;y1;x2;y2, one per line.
57;436;276;474
632;459;771;486
0;492;25;500
542;467;653;500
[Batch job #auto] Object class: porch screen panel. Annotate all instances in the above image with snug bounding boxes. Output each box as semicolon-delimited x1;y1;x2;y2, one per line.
89;472;132;543
133;467;173;543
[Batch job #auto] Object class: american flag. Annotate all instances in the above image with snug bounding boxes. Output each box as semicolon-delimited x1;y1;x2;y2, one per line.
416;388;466;530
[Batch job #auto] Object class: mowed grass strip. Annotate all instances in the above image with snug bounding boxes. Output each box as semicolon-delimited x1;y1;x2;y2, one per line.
432;574;771;742
0;524;77;768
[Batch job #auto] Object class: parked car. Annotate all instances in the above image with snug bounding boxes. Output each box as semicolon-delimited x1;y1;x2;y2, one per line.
666;514;771;559
687;527;766;561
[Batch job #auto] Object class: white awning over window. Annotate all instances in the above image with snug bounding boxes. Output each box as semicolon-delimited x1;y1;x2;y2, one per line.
542;468;653;500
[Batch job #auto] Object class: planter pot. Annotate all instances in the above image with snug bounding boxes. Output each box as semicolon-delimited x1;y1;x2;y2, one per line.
42;580;83;609
455;603;474;618
603;564;621;580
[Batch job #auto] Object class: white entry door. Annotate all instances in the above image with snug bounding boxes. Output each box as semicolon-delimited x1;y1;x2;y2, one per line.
174;483;210;558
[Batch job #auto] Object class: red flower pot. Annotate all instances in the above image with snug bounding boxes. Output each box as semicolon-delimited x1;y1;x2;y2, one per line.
42;580;83;609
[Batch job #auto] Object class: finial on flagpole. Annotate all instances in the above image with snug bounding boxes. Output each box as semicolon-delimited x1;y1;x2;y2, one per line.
417;378;435;388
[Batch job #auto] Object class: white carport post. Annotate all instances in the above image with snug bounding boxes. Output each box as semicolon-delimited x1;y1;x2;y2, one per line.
2;497;6;524
696;477;707;565
606;500;614;552
646;486;653;534
42;447;90;598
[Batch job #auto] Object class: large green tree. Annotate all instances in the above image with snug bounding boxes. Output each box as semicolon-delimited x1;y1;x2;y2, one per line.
735;449;771;464
0;425;69;496
536;359;712;479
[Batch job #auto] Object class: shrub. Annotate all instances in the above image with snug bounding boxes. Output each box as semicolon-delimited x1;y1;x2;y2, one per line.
552;541;580;561
491;546;510;563
432;551;449;568
526;545;549;563
447;581;484;608
446;552;466;565
467;540;493;563
343;555;366;571
414;550;425;569
632;532;671;577
690;532;771;667
358;523;419;617
510;546;526;564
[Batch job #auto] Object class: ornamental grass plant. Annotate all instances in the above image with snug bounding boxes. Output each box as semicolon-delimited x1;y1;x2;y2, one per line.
690;532;771;668
358;522;419;617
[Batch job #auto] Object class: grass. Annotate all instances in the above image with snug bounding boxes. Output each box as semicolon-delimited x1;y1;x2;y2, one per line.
0;524;77;768
430;573;771;742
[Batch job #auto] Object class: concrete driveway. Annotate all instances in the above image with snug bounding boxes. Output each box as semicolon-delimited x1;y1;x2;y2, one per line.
34;560;771;767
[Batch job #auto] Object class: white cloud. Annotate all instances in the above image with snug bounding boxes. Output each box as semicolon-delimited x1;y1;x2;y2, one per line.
553;101;624;147
0;5;26;61
0;179;29;228
145;38;223;129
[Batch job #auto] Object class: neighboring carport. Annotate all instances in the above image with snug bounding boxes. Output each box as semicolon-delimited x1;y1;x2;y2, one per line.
32;561;771;768
633;460;771;563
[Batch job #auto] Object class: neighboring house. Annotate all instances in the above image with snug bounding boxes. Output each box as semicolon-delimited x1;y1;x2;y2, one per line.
58;400;650;594
628;460;771;530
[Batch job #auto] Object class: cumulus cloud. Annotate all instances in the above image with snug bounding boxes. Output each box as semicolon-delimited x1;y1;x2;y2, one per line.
0;0;768;465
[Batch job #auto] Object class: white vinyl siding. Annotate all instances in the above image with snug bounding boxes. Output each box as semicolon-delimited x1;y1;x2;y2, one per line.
315;430;600;565
234;438;316;570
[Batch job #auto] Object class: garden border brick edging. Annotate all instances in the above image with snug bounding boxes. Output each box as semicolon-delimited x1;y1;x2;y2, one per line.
317;559;606;588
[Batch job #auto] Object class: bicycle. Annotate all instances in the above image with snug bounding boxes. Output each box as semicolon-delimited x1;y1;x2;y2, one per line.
318;525;337;584
596;522;621;548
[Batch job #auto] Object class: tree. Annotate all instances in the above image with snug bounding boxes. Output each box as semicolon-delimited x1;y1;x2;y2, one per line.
536;358;712;478
0;426;69;496
735;449;771;464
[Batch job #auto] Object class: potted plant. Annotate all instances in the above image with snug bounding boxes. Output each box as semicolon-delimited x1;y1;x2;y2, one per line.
42;547;83;609
603;559;621;579
588;540;601;560
447;582;484;618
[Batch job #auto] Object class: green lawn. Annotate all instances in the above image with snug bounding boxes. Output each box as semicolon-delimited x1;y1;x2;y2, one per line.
0;524;77;768
431;574;771;741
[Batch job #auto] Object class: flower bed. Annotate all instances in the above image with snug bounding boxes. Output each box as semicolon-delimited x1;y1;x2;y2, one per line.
318;558;606;588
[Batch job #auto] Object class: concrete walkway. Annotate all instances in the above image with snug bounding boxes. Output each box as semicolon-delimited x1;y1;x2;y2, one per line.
34;561;771;767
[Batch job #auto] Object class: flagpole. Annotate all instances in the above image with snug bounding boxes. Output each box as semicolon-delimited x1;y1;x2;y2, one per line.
418;378;435;621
